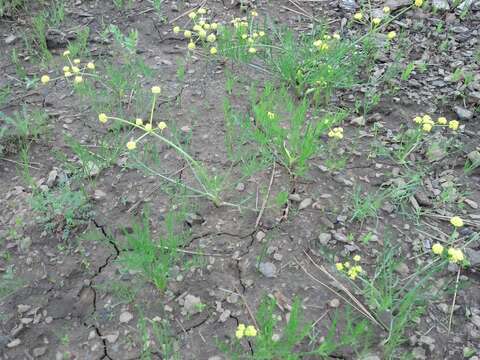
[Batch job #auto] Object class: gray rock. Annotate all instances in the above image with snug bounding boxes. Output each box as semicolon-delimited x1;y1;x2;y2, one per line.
385;0;411;10
183;294;203;315
339;0;358;11
46;169;58;188
432;0;450;10
454;105;473;120
465;248;480;266
5;34;17;45
298;198;312;210
119;311;133;323
258;262;277;278
235;182;245;192
33;346;48;357
318;233;332;245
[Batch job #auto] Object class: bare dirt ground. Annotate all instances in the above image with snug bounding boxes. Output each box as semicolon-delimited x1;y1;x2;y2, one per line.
1;0;480;359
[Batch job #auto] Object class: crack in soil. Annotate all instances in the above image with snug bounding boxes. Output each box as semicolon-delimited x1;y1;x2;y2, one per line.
84;219;122;360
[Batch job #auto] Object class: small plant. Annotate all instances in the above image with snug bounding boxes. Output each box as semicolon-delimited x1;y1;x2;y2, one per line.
225;84;343;177
350;185;384;224
116;210;187;291
0;106;48;156
219;297;311;359
30;184;93;240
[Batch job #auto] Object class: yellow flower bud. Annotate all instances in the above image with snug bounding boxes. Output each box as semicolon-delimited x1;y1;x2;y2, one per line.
151;86;161;94
126;141;137;150
98;113;108;123
40;75;50;84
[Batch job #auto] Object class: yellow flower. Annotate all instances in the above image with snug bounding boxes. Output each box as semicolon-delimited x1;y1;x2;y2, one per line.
87;62;95;70
210;47;218;55
173;26;180;34
335;262;344;271
432;243;444;255
203;23;211;30
188;41;196;50
98;113;108;123
198;7;206;14
135;118;143;126
422;123;432;132
188;11;197;19
344;261;351;268
387;31;396;40
383;6;391;13
126;140;137;150
244;325;257;337
333;33;341;40
251;10;258;17
448;120;459;131
267;112;275;120
353;255;361;262
72;66;80;74
207;33;216;42
353;12;363;20
74;76;83;84
437;116;447;125
158;121;167;131
259;31;265;37
252;32;259;39
144;123;152;132
73;58;81;64
198;29;207;39
63;66;70;73
241;34;248;40
63;50;70;56
372;18;381;26
422;115;433;125
235;324;245;339
414;0;423;6
64;71;72;77
448;248;464;263
151;86;161;95
413;116;423;124
248;47;257;54
211;23;218;30
184;30;192;39
40;75;50;84
450;216;464;228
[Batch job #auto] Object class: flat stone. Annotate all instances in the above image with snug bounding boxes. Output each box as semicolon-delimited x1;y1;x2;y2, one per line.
432;0;450;10
454;106;473;120
298;198;312;210
33;346;48;357
119;311;133;323
258;262;277;278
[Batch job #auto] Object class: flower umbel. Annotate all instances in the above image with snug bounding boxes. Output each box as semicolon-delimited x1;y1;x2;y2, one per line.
41;75;50;84
450;216;464;228
431;243;444;255
98;113;108;123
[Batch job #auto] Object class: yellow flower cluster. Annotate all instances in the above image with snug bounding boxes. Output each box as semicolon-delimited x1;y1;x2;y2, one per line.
313;33;340;52
450;216;464;228
328;127;344;139
98;85;168;150
174;7;219;54
414;0;423;6
235;323;257;339
431;243;465;264
336;255;362;280
234;16;266;55
40;51;95;87
413;114;460;132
